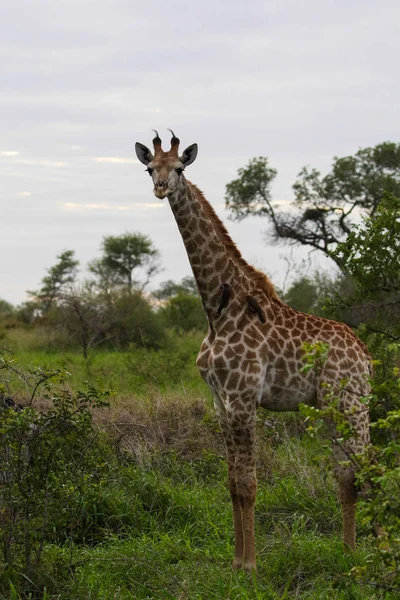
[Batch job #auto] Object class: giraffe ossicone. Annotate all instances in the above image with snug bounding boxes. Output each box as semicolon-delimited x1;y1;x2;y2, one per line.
135;132;372;573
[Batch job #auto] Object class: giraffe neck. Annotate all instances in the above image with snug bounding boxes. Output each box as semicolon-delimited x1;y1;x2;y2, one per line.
168;178;276;322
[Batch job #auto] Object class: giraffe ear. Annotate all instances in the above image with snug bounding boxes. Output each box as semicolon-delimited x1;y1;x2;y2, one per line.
135;142;154;165
180;143;198;167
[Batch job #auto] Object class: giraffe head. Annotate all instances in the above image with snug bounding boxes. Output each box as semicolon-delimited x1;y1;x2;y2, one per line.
135;130;198;199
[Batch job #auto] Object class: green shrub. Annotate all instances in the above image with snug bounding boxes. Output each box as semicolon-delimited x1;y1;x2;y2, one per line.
159;292;207;333
0;359;111;597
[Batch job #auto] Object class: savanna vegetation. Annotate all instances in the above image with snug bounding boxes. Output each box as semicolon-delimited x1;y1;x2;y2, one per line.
1;142;400;599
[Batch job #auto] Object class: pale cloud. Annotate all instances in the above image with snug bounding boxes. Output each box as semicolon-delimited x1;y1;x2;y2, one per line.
18;191;32;197
1;151;19;156
14;159;68;168
58;202;163;212
93;157;139;164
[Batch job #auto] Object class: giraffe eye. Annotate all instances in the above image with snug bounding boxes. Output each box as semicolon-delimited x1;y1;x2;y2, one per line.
146;167;153;176
176;167;184;176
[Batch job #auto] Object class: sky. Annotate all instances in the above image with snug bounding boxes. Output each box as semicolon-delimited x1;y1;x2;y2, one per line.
1;0;399;304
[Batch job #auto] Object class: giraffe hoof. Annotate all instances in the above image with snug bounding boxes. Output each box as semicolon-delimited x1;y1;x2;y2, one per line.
243;561;257;576
232;558;242;570
343;541;356;553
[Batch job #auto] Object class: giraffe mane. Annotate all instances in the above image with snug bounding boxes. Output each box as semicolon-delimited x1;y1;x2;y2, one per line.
187;181;281;302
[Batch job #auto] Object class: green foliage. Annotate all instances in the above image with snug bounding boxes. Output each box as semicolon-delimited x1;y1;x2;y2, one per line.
47;282;111;358
0;299;14;321
332;193;400;296
226;142;400;264
293;143;400;219
329;193;400;419
91;232;160;292
331;193;400;337
160;292;206;332
284;276;320;314
124;335;201;389
153;275;198;299
27;250;79;315
225;156;278;220
283;271;350;317
350;392;400;594
299;341;400;595
35;288;166;357
112;291;166;349
0;359;111;597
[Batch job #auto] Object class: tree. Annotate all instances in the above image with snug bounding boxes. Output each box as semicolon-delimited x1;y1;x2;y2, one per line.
91;233;161;293
111;291;166;349
55;284;114;358
154;276;199;300
225;143;400;265
331;193;400;340
160;293;206;333
0;300;14;322
224;156;277;221
283;276;318;314
278;271;348;317
28;250;79;314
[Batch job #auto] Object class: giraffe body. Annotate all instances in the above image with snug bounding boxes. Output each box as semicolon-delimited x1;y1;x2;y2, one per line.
135;133;371;573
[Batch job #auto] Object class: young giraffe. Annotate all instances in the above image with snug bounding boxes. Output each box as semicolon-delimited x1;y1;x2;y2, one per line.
135;132;371;573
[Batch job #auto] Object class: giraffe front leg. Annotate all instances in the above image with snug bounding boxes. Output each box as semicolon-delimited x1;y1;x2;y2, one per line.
235;458;257;572
227;452;244;570
212;386;258;573
228;410;257;574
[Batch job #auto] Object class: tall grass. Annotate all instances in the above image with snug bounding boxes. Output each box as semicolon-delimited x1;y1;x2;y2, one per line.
5;327;207;396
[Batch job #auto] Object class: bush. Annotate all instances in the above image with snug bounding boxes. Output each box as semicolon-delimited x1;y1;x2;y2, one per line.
112;291;166;349
160;293;207;333
0;358;111;597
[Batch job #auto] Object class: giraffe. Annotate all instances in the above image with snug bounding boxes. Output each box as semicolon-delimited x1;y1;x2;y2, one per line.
135;131;371;573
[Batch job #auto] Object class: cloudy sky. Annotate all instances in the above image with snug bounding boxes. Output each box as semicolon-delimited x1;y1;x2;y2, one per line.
1;0;399;304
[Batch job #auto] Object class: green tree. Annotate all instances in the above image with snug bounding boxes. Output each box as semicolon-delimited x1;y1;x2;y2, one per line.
154;276;198;300
0;300;14;321
54;283;114;358
0;300;15;330
282;271;347;317
28;250;79;314
112;291;165;349
283;276;319;313
91;233;161;293
331;193;400;341
226;143;400;265
160;293;206;333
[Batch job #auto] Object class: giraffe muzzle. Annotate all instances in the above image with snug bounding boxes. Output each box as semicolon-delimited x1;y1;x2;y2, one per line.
154;181;169;199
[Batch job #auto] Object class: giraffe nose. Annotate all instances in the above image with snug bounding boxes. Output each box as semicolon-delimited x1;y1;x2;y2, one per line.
155;181;168;189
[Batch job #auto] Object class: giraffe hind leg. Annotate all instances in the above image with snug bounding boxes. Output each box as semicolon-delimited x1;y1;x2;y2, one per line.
333;391;370;551
227;455;245;570
338;473;357;551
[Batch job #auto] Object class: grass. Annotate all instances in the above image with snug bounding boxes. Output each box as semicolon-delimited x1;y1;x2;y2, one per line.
4;327;207;396
0;329;394;599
